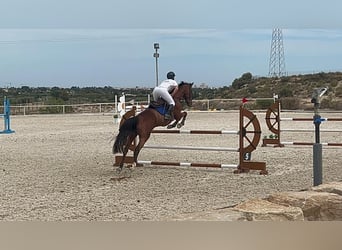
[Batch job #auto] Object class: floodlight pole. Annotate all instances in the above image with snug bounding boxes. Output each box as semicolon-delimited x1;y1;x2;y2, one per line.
153;43;160;87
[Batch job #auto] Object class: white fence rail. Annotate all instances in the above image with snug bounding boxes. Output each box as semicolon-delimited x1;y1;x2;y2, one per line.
2;98;276;115
8;103;118;115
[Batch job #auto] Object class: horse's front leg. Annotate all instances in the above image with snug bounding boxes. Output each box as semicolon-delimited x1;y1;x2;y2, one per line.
167;104;182;129
176;111;187;128
166;119;178;129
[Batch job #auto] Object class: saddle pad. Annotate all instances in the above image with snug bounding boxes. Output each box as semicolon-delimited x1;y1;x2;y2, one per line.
148;102;167;116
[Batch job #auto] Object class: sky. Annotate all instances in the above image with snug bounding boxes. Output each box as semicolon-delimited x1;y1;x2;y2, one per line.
1;0;342;88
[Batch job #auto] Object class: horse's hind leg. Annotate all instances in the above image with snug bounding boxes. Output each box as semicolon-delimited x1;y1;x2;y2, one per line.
117;134;136;173
132;134;150;168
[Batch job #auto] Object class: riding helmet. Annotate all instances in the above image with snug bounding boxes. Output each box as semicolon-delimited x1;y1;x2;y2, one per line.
167;71;176;80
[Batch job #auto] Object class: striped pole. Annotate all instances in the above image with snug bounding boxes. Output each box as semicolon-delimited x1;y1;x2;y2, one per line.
281;118;342;122
144;145;239;152
280;129;342;133
138;160;238;169
151;129;239;135
281;142;342;147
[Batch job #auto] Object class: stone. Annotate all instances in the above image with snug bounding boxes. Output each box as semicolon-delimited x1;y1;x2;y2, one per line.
164;182;342;221
311;182;342;196
267;191;342;221
233;198;304;221
167;208;248;221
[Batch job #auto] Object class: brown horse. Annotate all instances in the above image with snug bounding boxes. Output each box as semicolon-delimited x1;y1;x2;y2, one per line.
113;81;193;172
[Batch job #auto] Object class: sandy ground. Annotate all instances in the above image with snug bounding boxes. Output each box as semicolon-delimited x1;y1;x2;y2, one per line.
0;110;341;221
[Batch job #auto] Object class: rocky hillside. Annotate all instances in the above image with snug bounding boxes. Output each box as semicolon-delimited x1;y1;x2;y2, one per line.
221;72;342;110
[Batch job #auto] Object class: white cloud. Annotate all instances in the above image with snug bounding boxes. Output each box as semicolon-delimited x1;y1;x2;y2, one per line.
1;28;342;87
2;1;342;29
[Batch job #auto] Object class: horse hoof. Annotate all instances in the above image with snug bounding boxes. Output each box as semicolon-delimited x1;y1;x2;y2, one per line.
177;123;183;129
129;162;136;170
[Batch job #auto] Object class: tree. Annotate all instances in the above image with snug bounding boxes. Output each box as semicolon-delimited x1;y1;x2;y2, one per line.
51;87;70;102
232;72;253;89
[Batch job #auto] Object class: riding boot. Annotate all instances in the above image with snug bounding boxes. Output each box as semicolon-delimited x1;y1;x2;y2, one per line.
165;104;174;120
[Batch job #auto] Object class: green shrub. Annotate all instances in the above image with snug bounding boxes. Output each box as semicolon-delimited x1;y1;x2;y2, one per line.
335;85;342;97
255;99;274;109
280;97;300;110
279;87;293;97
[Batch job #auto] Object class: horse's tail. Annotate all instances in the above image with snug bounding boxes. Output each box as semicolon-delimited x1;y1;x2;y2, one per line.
112;116;138;154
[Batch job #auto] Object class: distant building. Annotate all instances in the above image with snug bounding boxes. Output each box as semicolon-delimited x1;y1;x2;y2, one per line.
195;83;209;89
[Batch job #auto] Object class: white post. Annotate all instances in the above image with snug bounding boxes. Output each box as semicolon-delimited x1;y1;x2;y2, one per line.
114;95;118;113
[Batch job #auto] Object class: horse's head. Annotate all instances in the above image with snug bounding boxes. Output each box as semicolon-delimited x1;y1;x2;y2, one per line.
177;81;193;107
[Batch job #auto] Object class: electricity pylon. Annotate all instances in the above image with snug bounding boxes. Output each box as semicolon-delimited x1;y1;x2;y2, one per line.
269;28;286;77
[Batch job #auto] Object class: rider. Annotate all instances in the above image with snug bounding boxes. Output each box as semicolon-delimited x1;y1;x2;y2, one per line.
152;71;179;120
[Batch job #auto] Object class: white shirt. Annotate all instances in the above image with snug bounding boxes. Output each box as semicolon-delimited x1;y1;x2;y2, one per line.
158;79;178;93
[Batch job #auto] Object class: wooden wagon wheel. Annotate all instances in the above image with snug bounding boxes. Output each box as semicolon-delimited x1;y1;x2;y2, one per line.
240;107;262;153
237;105;267;174
265;101;280;135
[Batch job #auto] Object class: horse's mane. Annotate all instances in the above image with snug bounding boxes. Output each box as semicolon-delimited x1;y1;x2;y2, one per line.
178;81;193;87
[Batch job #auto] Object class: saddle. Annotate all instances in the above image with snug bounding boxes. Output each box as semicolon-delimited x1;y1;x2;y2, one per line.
148;99;170;116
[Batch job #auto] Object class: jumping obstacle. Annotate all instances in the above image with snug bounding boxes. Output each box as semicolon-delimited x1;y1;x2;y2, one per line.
114;105;267;174
0;97;15;134
262;100;342;147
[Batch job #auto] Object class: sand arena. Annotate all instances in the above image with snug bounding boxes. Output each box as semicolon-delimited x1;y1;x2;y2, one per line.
0;110;341;220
